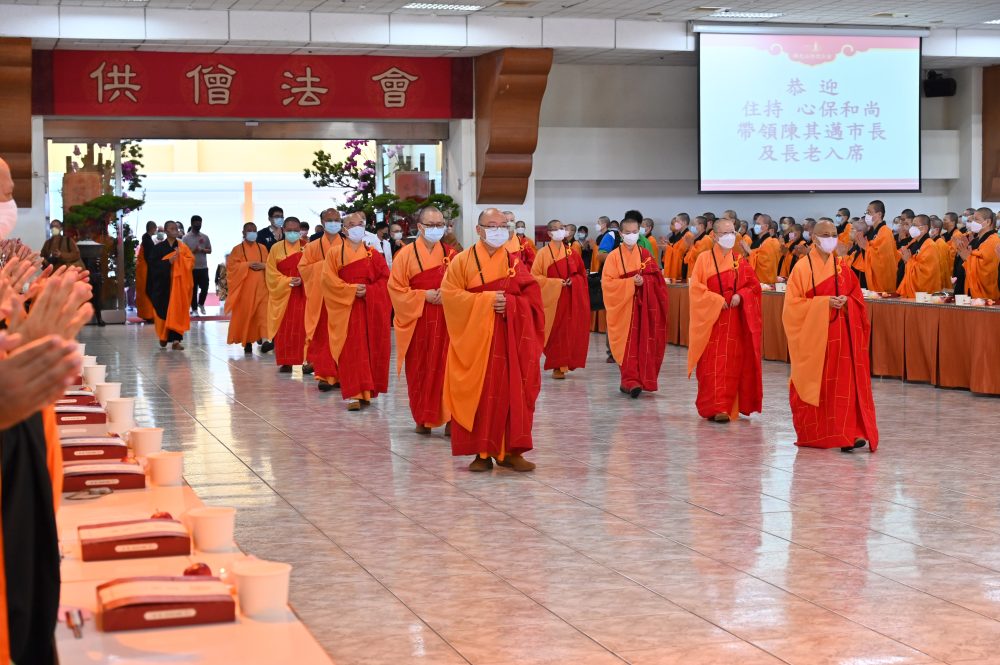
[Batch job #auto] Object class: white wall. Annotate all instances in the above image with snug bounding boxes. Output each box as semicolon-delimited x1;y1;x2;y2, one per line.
522;63;979;229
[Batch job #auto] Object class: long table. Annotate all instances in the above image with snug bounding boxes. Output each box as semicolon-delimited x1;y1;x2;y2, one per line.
56;481;333;664
665;284;1000;396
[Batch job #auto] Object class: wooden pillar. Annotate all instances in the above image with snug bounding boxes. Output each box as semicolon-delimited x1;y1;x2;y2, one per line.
474;48;553;204
984;66;1000;202
0;38;33;206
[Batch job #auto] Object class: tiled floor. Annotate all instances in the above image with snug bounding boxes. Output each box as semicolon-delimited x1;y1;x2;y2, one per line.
79;320;1000;665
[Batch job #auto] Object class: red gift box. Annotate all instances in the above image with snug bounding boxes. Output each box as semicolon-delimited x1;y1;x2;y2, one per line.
62;460;146;492
55;405;107;425
61;435;128;461
97;576;235;632
79;519;191;562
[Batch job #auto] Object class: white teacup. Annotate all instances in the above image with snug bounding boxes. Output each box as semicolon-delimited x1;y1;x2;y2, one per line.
232;559;291;620
105;397;135;425
187;506;236;553
94;383;121;407
129;427;163;457
81;355;97;367
83;364;106;388
76;343;86;356
146;451;183;486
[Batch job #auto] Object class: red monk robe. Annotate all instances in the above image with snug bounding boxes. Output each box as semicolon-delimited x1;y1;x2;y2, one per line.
135;244;155;320
442;243;544;460
265;240;307;367
601;243;669;394
687;245;763;420
530;242;590;373
300;234;341;385
506;234;536;269
225;240;269;346
388;240;456;428
323;240;391;402
783;250;879;451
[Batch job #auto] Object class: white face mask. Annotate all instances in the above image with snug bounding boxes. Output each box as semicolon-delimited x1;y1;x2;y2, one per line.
484;227;509;248
0;199;17;240
392;232;403;241
818;236;839;254
716;233;736;249
967;220;983;234
640;227;651;236
156;231;166;242
622;232;640;247
550;229;567;242
423;227;445;243
908;226;923;239
864;214;874;225
515;227;526;236
50;227;62;236
347;226;366;243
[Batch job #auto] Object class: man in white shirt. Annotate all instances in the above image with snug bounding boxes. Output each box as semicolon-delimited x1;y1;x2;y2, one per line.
370;221;393;270
182;214;213;315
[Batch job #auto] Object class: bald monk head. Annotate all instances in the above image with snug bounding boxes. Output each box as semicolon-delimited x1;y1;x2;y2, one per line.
712;218;737;251
812;219;840;258
145;220;157;235
478;208;509;252
163;220;180;241
417;206;446;247
242;221;257;242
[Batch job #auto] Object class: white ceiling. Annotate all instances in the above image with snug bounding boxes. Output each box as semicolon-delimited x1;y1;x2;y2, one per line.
3;0;1000;28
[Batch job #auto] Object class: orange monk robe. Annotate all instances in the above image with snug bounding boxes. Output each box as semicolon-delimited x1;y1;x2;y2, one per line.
749;237;782;284
863;223;898;292
687;246;763;420
896;235;942;298
441;242;544;459
602;244;669;392
530;241;590;372
135;245;154;320
837;224;853;248
783;250;878;450
225;240;269;345
932;238;952;291
646;235;660;267
299;235;341;383
388;240;456;428
662;232;691;281
147;240;194;342
963;232;1000;300
322;241;391;400
684;234;714;281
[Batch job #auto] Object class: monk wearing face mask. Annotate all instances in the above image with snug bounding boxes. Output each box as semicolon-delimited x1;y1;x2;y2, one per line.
687;219;763;423
601;217;669;399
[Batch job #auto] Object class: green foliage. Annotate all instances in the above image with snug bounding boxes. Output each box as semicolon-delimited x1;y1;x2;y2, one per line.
303;141;460;227
63;195;146;233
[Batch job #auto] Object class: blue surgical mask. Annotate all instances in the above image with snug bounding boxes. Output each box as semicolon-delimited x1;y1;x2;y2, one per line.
960;215;969;223
835;215;844;224
423;227;445;243
753;224;763;235
689;225;699;235
284;231;301;244
576;232;586;242
272;217;284;227
156;232;165;241
803;231;811;241
324;221;342;234
245;231;258;242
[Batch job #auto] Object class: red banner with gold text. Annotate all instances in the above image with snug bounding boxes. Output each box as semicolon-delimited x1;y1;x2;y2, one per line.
45;50;472;119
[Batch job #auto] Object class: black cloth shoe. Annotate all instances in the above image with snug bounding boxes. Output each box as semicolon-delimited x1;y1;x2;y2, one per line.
244;343;253;355
279;365;292;373
260;341;274;353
